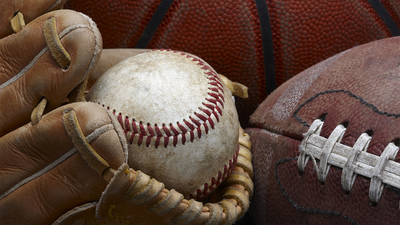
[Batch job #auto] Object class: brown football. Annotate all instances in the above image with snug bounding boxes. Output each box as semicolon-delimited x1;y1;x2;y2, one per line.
246;36;400;224
65;0;400;127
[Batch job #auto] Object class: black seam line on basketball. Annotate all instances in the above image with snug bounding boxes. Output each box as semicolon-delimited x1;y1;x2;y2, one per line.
293;89;400;128
275;158;360;225
367;0;400;36
254;0;276;95
135;0;175;48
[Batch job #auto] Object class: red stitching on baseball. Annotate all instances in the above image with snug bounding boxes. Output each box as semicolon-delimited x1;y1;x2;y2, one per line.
211;177;216;187
139;123;146;136
202;109;211;117
190;131;194;142
98;50;226;149
147;124;155;137
155;137;160;148
216;172;222;186
184;119;195;130
215;106;222;116
196;148;239;200
170;124;180;136
164;137;169;147
212;111;220;122
124;117;131;131
203;122;209;134
191;148;239;200
206;98;217;105
196;127;202;139
137;134;143;146
203;183;209;194
209;93;224;106
195;112;207;122
181;133;186;145
117;114;123;128
131;120;138;134
208;118;215;129
146;136;151;147
203;102;214;111
176;122;186;131
163;125;172;137
201;65;211;70
155;125;163;137
190;116;201;127
208;76;224;90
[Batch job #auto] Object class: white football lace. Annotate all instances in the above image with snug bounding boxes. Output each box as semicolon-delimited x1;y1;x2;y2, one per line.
298;119;400;205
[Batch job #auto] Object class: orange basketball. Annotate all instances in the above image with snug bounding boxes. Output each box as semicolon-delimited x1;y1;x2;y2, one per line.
65;0;400;127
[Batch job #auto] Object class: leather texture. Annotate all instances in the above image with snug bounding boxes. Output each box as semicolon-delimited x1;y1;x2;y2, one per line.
246;36;400;225
0;102;127;225
0;9;102;137
0;0;68;38
88;49;240;199
0;3;252;224
53;127;253;225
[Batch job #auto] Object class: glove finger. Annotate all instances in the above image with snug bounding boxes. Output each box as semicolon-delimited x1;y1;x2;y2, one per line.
0;0;68;38
0;102;126;225
0;9;102;137
87;48;150;89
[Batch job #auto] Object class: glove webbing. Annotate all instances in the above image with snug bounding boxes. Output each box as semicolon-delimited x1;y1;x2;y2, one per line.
128;129;252;225
97;128;253;225
43;16;89;103
11;12;25;32
61;99;253;225
43;16;71;70
62;109;253;225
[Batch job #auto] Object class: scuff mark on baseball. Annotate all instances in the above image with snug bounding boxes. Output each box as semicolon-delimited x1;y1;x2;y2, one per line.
87;49;239;199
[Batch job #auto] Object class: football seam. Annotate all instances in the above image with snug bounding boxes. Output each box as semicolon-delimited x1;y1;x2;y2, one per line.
265;88;400;223
298;119;400;204
275;157;360;225
293;89;400;128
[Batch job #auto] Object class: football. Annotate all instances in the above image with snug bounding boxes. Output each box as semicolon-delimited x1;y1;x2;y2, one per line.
65;0;400;126
246;36;400;224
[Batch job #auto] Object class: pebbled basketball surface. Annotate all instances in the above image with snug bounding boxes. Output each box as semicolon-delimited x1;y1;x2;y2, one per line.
65;0;400;127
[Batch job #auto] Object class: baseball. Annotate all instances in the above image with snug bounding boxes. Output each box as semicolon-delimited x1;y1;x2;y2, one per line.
87;49;239;199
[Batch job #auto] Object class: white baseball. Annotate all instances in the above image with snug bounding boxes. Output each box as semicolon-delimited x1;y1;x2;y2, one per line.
87;49;239;199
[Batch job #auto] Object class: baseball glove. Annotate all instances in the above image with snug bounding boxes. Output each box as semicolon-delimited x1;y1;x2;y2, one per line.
0;4;102;137
0;2;254;224
0;101;253;225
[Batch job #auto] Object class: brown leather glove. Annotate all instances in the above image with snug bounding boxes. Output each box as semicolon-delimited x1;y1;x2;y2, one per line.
0;102;127;224
0;100;253;225
0;3;254;224
0;8;102;136
0;0;68;39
